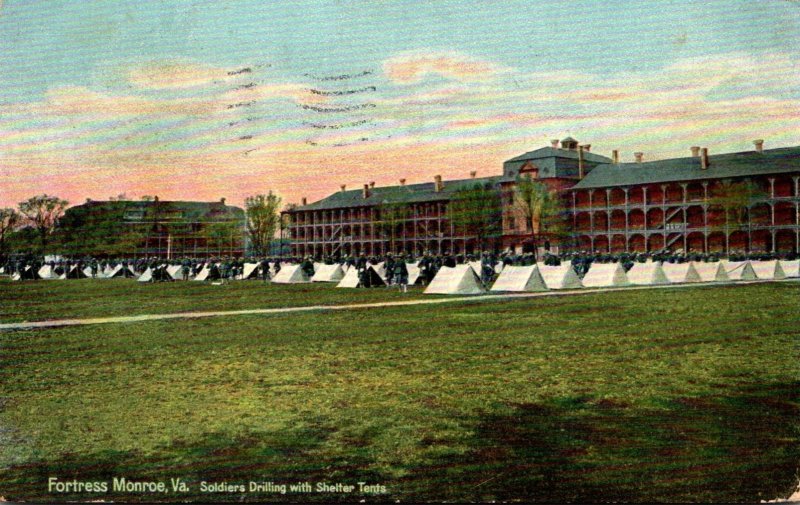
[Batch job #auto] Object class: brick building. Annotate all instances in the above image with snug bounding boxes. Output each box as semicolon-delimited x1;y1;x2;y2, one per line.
283;138;800;257
59;198;245;258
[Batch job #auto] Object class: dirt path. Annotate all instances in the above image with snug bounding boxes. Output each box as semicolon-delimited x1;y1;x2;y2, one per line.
2;279;796;331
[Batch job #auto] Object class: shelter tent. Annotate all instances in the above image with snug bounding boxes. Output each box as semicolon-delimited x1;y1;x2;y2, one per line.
272;264;311;284
490;265;547;292
106;264;137;279
539;264;582;290
82;266;96;278
37;265;60;280
723;260;757;281
779;259;800;278
13;266;37;281
424;265;486;295
626;262;670;285
240;263;261;280
311;264;345;282
692;262;729;282
166;265;184;280
406;263;423;285
581;262;630;288
336;267;360;288
137;268;154;282
661;262;702;283
750;260;786;280
468;261;482;276
65;265;88;279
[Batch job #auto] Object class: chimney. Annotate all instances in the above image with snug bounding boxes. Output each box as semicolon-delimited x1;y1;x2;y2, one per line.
470;170;477;178
700;148;709;169
583;144;591;152
363;184;370;199
634;152;644;163
753;139;764;153
434;175;443;192
399;178;406;186
301;197;307;206
340;184;346;192
551;139;560;149
612;150;619;163
369;181;375;189
154;196;159;202
690;146;701;157
220;197;226;205
578;145;585;179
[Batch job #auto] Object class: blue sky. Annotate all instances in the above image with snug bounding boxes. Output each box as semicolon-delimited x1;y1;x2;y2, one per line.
0;0;798;206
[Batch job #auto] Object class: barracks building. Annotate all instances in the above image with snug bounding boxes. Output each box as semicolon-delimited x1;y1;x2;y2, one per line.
283;137;800;257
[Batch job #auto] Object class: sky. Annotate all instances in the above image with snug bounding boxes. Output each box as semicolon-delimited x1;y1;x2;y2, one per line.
0;0;798;208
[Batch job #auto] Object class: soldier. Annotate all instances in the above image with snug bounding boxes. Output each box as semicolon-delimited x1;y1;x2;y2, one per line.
356;252;369;288
394;253;409;293
181;257;191;281
301;256;315;278
385;254;395;286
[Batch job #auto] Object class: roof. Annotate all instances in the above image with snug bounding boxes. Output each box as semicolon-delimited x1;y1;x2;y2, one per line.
67;200;244;221
504;146;612;164
291;175;509;212
572;146;800;189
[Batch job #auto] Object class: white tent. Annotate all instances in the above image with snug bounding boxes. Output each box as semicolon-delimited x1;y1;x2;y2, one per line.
271;264;311;284
468;261;482;276
424;265;486;295
661;262;702;284
372;262;387;279
163;265;185;280
779;259;800;278
193;265;210;281
37;265;60;280
494;263;504;274
539;264;583;290
406;263;422;285
336;267;360;288
311;264;345;282
313;262;325;274
581;262;630;288
750;260;786;280
239;262;261;280
103;265;114;277
137;268;153;282
692;261;729;282
723;260;758;281
490;265;547;292
11;271;21;281
626;262;670;285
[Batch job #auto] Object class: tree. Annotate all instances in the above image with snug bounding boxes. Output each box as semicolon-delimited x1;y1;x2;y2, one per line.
513;175;567;258
17;194;69;253
245;192;282;256
0;208;20;256
447;182;503;251
708;180;764;229
377;201;411;253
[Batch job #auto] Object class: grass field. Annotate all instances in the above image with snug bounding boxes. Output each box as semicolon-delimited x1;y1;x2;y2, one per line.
0;280;798;502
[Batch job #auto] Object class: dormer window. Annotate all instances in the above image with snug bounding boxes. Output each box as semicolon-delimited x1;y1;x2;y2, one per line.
520;161;539;178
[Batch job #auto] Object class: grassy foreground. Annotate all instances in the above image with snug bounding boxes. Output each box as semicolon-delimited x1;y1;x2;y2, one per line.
0;278;425;323
0;282;798;502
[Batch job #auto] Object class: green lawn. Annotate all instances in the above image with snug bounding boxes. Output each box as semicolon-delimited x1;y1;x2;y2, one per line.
0;282;798;502
0;278;425;323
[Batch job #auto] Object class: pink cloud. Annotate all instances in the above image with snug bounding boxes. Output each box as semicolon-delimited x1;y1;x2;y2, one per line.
383;52;505;84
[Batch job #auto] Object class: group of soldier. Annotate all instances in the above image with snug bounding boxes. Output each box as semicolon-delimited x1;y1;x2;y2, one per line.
2;249;794;284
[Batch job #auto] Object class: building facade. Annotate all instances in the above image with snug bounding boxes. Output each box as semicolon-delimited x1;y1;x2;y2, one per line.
284;138;800;257
59;198;245;258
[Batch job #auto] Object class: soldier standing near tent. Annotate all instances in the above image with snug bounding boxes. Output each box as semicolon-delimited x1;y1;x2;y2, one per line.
181;257;191;281
301;256;315;278
385;254;395;286
394;253;409;293
356;252;368;288
260;257;270;282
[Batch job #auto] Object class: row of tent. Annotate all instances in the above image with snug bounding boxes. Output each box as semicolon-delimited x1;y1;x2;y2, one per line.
246;258;800;295
425;259;798;295
9;263;138;281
